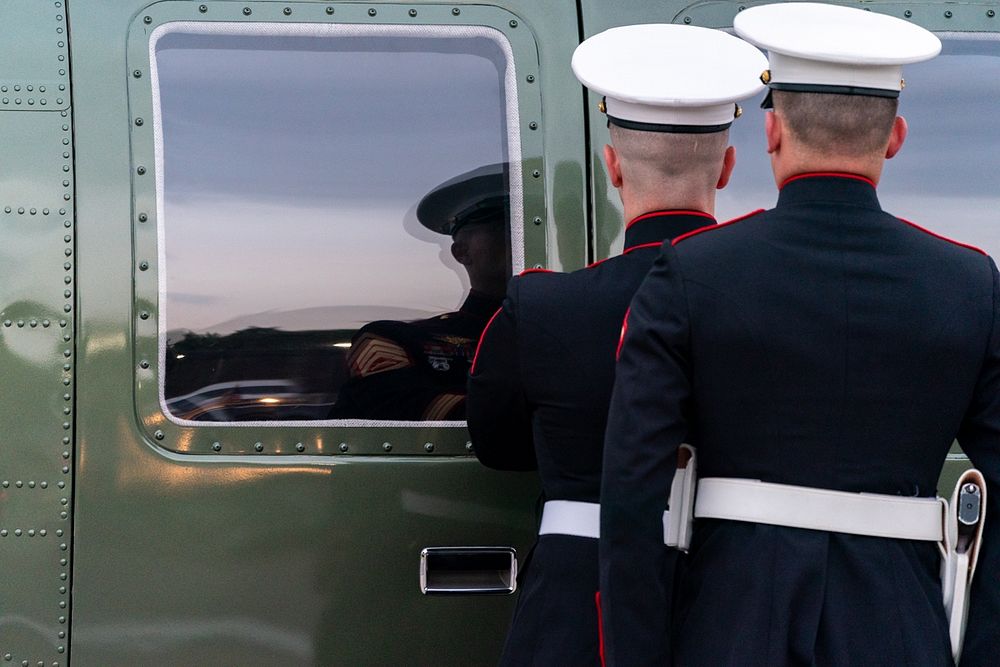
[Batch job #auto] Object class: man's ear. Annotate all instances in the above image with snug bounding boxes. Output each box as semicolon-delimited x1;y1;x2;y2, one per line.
450;237;468;265
604;144;623;188
716;145;736;190
765;111;782;154
885;115;908;159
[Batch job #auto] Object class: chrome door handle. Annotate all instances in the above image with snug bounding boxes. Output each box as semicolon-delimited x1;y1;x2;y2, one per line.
419;546;517;595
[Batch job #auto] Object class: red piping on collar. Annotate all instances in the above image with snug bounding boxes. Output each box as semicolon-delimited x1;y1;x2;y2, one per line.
627;209;715;229
897;217;986;256
518;267;553;276
470;307;503;375
672;209;765;246
780;172;876;189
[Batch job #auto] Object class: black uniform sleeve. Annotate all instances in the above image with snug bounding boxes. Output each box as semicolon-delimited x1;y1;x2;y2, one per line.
466;278;536;471
600;245;690;666
956;258;1000;665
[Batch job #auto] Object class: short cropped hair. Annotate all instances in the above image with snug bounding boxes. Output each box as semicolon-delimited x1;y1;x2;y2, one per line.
772;90;898;157
609;124;729;190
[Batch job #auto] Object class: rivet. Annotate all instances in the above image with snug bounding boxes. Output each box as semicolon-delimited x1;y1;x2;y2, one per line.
526;74;535;83
13;85;20;92
534;263;543;269
62;452;70;459
29;208;36;215
382;442;392;452
339;442;349;452
29;319;37;327
533;216;542;226
133;69;142;78
63;437;70;445
154;430;164;440
368;8;377;16
509;19;518;27
529;121;538;130
28;481;35;488
56;529;64;537
15;481;23;488
295;442;305;452
64;290;72;299
56;648;64;655
0;481;6;487
199;5;208;13
139;260;149;271
2;320;9;327
242;7;252;16
63;378;71;385
990;9;997;17
63;151;69;158
41;481;48;488
44;208;50;214
138;212;148;222
409;9;417;16
284;7;292;15
683;16;692;23
62;466;69;474
64;234;71;242
60;511;67;518
904;9;913;17
63;350;71;358
27;99;34;105
452;7;461;15
59;586;66;593
58;481;65;489
326;6;334;14
140;311;150;320
17;207;24;214
14;529;22;536
135;118;143;126
17;320;24;327
64;276;71;284
28;529;35;537
532;170;541;178
60;320;67;327
139;360;149;369
945;10;953;18
424;442;435;453
212;442;222;452
63;165;69;172
58;630;65;638
254;442;264;452
466;441;474;452
40;529;47;536
137;166;146;175
26;85;33;92
40;99;47;106
0;530;6;537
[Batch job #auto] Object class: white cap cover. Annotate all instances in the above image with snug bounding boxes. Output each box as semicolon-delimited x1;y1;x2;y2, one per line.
571;24;768;132
734;2;941;103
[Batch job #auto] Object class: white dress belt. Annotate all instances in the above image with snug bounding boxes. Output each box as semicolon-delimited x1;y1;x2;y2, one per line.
537;481;943;543
695;478;945;542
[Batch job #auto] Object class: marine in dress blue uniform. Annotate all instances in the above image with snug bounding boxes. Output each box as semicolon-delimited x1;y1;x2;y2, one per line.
330;165;508;420
601;5;999;665
467;25;767;666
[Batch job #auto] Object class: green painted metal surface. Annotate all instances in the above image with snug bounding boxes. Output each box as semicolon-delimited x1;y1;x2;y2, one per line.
0;2;75;665
0;0;991;664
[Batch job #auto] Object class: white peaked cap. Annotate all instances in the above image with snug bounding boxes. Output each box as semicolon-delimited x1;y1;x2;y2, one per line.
734;3;941;102
572;24;768;132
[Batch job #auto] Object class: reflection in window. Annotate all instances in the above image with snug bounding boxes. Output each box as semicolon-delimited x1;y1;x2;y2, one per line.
717;35;1000;258
153;25;519;423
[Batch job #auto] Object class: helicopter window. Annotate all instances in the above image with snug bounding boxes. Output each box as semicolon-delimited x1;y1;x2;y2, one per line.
151;24;522;424
716;34;1000;257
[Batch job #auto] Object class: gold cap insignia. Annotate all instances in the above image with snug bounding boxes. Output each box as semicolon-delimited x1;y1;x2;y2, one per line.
760;69;771;85
900;78;906;90
734;103;743;119
598;97;607;114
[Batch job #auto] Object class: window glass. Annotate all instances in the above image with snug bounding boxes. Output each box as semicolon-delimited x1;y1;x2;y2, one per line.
154;26;516;423
718;35;1000;257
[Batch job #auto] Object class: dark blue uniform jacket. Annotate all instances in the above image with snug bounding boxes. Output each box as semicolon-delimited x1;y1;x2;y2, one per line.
468;211;713;666
601;173;1000;667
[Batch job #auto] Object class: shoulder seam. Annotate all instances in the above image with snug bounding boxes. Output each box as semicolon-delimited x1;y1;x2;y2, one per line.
672;208;765;246
896;217;987;256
